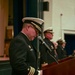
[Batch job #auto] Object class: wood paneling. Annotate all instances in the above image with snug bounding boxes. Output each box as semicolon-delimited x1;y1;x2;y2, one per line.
0;0;8;56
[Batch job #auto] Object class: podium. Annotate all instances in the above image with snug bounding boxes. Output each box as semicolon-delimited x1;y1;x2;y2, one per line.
42;57;75;75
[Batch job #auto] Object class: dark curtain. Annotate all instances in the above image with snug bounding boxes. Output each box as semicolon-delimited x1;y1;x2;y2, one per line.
65;34;75;55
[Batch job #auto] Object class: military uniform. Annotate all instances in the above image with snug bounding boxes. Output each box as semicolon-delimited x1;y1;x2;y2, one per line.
40;38;56;64
9;32;38;75
56;39;67;60
56;45;67;60
9;17;44;75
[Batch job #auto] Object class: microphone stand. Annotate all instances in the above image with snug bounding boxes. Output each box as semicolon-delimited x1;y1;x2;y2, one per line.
38;36;59;64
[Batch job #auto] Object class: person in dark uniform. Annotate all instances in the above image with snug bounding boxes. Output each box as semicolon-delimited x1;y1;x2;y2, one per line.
40;27;57;67
56;39;67;60
9;17;44;75
72;50;75;57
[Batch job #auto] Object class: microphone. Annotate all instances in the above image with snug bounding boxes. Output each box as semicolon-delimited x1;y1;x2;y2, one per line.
38;36;52;51
38;36;59;64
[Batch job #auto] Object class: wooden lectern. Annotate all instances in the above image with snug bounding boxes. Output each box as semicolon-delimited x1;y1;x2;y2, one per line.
42;57;75;75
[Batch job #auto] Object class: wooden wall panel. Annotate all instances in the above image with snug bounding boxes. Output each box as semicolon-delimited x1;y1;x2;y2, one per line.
0;0;8;56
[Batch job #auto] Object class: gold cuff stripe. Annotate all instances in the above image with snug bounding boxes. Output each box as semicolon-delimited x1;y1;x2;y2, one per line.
28;66;35;75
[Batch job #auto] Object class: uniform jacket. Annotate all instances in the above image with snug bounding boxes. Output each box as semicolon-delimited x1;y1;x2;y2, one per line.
56;45;67;60
9;32;38;75
40;38;56;64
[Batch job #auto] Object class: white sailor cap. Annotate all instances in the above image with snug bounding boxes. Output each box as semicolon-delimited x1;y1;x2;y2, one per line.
57;38;66;45
22;17;44;32
44;27;54;34
58;37;66;43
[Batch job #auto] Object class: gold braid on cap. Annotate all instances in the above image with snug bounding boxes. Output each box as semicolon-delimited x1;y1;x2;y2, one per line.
31;22;41;32
28;66;35;75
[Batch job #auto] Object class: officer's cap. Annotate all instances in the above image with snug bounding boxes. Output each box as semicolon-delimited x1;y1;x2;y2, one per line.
22;17;44;32
44;27;54;34
57;38;66;45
